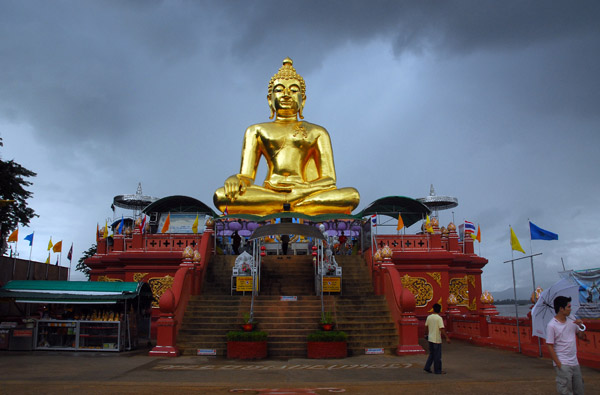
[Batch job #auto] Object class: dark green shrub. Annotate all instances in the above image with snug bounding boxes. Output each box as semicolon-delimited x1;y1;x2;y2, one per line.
226;330;268;342
307;330;347;342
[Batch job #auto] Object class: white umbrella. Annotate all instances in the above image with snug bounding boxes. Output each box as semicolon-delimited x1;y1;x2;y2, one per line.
531;278;583;339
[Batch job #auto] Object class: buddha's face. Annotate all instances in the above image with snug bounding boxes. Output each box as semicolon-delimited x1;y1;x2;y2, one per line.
270;78;304;116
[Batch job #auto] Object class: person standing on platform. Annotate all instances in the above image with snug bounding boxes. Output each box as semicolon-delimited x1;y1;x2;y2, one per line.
424;303;450;374
232;231;241;255
546;296;587;395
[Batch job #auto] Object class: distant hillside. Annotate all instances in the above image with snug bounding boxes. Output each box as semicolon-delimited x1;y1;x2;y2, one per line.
488;287;533;301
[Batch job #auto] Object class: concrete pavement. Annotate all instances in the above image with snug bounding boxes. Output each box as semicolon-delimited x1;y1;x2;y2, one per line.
1;339;598;394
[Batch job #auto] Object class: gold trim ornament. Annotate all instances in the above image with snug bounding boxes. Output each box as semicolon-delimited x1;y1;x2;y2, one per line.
448;293;458;306
148;275;174;308
193;250;202;262
531;286;543;304
449;277;469;306
98;276;123;282
480;290;494;304
182;246;194;259
133;272;148;282
427;272;442;287
380;245;393;260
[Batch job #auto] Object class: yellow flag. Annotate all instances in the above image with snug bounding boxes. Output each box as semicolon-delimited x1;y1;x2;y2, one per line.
8;228;18;242
103;221;108;238
396;214;404;231
45;253;50;264
47;237;53;251
425;215;434;234
161;213;171;234
52;240;62;253
472;226;481;243
192;214;199;234
510;227;525;253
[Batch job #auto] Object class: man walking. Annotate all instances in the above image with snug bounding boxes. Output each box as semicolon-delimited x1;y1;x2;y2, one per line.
424;303;450;374
546;296;587;394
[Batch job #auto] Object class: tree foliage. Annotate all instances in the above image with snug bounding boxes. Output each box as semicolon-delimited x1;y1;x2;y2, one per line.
0;138;38;255
77;243;96;279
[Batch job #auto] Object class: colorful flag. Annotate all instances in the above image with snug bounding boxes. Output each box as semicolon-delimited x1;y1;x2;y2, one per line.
52;240;62;253
223;205;229;216
471;226;481;243
464;221;476;234
529;221;558;241
510;227;526;254
48;237;53;251
24;232;34;246
192;214;199;234
396;213;404;231
371;214;377;227
55;255;59;266
139;215;147;233
103;221;108;238
117;215;124;235
161;213;171;234
67;243;73;261
45;253;50;264
8;228;18;242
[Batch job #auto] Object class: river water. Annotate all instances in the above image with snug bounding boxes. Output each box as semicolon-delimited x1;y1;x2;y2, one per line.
494;304;532;318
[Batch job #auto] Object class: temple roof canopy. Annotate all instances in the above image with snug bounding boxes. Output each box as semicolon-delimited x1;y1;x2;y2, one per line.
358;196;430;228
142;195;217;217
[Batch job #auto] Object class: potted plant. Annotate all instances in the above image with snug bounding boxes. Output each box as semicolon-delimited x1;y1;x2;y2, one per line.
307;330;348;359
241;312;257;332
226;330;268;359
320;311;334;331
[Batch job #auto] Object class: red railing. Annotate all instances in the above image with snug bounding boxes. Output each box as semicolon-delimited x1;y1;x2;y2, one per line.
148;230;213;357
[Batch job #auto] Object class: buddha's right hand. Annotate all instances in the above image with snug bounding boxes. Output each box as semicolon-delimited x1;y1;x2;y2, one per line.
224;175;249;201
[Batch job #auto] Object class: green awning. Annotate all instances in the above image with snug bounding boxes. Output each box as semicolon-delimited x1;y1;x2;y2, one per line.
0;280;152;304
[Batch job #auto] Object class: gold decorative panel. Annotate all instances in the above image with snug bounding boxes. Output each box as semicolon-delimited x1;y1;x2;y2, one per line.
427;272;441;286
401;274;434;307
148;275;174;308
133;272;149;282
97;276;123;282
449;277;469;306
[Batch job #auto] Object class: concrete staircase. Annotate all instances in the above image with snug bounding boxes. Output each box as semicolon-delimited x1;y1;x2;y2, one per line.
176;253;399;358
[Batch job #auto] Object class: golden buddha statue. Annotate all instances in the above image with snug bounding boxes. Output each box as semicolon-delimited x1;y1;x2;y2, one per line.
213;58;360;215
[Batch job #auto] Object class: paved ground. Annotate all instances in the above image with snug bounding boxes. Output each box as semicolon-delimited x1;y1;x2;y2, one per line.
1;339;598;394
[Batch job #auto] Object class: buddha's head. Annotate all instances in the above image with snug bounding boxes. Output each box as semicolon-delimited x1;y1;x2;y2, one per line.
268;58;306;119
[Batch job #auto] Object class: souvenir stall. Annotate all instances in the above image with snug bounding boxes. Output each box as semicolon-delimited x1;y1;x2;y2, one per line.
0;280;152;352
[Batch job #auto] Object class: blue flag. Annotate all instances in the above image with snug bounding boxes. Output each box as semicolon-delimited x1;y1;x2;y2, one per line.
24;232;34;246
529;221;558;241
117;216;124;235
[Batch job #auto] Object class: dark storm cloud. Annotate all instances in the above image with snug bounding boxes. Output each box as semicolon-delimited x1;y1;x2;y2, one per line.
1;1;599;146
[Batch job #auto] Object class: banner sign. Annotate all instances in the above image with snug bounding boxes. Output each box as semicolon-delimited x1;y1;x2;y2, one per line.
197;349;217;356
323;277;341;292
236;276;253;292
280;296;298;301
365;348;385;355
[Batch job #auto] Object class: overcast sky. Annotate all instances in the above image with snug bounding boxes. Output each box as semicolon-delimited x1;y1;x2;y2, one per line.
2;1;599;294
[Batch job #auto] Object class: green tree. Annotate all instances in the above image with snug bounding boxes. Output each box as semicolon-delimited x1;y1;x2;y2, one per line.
76;244;96;279
0;138;37;255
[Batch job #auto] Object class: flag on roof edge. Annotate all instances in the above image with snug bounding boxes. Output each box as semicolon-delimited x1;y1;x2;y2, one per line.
47;237;53;251
53;240;62;253
529;221;558;241
161;213;171;234
67;243;73;261
8;228;18;242
510;227;526;254
117;215;124;235
464;220;476;234
471;225;481;243
371;214;377;227
396;214;404;231
192;214;199;234
24;232;34;246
